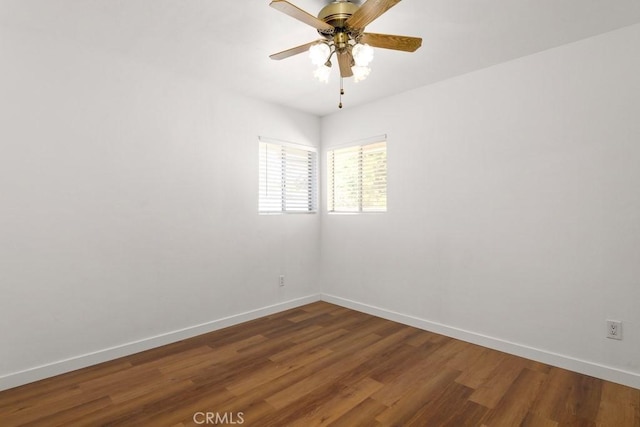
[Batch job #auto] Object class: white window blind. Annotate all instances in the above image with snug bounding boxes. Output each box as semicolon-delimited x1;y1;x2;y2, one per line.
328;140;387;212
259;139;317;213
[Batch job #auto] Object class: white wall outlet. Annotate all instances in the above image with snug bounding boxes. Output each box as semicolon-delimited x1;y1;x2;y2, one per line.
606;320;622;340
279;275;285;287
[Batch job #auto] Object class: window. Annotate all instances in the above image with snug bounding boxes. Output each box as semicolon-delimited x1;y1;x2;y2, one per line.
258;138;317;213
328;140;387;212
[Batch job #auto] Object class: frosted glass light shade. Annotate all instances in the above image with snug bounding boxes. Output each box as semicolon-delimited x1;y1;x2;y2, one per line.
352;43;374;67
313;65;331;83
309;43;331;67
352;65;371;82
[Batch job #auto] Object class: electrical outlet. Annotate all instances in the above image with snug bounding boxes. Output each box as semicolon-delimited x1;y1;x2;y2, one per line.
279;275;285;287
606;320;622;340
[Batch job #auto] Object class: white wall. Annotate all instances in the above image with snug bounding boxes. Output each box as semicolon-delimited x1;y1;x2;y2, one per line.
321;24;640;387
0;25;320;389
2;16;639;392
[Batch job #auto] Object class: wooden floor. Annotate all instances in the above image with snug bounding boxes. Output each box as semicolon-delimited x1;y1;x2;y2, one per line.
1;302;638;426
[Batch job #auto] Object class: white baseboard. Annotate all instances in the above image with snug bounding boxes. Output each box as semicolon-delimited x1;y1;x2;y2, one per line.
321;293;640;390
0;294;321;392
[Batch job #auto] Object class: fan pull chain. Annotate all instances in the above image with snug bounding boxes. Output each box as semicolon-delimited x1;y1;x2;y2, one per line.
338;77;344;109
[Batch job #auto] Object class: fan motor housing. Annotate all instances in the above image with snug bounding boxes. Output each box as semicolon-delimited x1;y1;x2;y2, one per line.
318;1;358;29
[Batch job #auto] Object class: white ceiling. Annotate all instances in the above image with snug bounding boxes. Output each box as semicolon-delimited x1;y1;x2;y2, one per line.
2;0;640;116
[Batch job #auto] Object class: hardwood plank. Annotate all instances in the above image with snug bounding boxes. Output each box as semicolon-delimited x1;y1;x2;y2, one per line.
370;338;462;407
0;302;637;426
263;350;368;410
406;384;487;427
557;372;602;425
226;347;334;396
269;328;348;362
265;327;415;410
481;368;548;426
0;387;104;426
435;400;489;427
469;354;527;409
12;396;112;427
375;367;461;425
529;367;578;421
366;343;428;384
596;381;640;427
100;384;234;426
323;318;397;350
404;329;435;347
446;341;487;371
327;397;387;427
521;411;560;427
0;360;131;410
287;377;383;427
237;333;383;404
79;364;166;400
455;348;507;389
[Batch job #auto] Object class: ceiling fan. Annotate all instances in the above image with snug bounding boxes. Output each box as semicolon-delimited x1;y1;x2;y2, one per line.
269;0;422;107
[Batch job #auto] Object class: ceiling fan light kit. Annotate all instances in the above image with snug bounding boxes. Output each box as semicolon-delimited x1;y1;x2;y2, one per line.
269;0;422;109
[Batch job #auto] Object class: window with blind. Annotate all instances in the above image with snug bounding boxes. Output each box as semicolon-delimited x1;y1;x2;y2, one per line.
258;139;317;213
328;140;387;212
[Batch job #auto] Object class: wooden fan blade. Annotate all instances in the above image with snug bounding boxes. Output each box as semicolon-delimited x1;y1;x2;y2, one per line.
270;40;324;60
360;32;422;52
337;51;354;77
270;0;334;32
345;0;402;30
